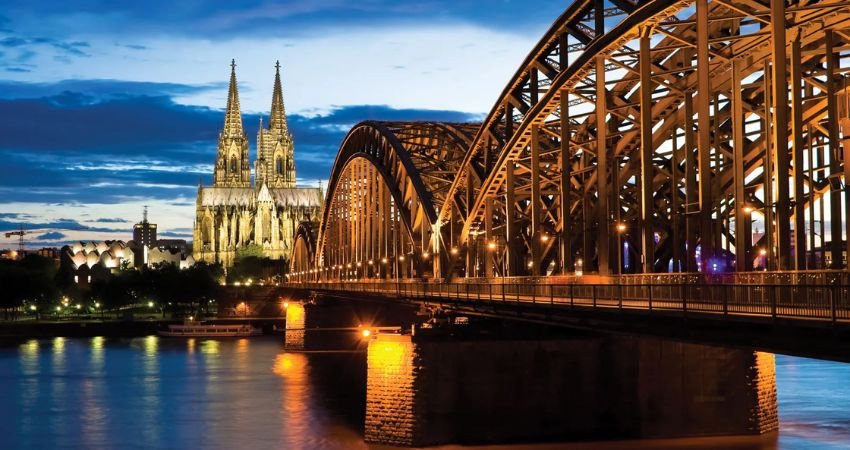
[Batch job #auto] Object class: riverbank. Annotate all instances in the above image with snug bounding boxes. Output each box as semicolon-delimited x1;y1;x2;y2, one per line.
0;318;286;338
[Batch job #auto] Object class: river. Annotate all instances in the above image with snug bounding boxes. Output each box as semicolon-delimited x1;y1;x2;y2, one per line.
0;336;847;449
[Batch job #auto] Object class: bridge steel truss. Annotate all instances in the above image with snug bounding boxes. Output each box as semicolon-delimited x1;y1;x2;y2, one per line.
292;0;850;282
301;121;478;281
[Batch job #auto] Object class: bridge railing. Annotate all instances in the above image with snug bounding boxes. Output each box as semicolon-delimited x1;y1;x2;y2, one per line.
287;280;850;325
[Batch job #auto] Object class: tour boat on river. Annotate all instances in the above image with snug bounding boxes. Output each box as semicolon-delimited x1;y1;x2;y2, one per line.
159;320;263;337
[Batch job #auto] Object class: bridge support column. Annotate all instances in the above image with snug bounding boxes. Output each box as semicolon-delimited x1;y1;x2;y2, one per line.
559;90;572;273
826;31;845;269
595;56;610;275
696;0;714;269
732;59;751;272
364;334;777;447
638;27;655;274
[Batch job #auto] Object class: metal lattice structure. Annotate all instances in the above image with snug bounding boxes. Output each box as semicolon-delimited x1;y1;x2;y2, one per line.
292;0;850;282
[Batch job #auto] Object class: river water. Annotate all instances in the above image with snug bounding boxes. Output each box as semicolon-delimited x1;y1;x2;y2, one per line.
0;336;847;450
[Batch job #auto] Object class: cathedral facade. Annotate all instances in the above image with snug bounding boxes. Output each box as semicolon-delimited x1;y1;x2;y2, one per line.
193;60;323;267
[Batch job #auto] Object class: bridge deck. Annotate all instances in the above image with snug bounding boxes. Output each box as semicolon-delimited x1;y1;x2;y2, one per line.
289;281;850;325
282;280;850;361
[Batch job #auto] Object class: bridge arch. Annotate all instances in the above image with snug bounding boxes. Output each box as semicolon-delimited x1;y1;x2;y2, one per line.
438;0;850;279
315;121;477;280
290;221;317;282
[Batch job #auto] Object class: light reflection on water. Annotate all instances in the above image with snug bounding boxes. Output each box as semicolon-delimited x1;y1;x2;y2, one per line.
0;338;846;450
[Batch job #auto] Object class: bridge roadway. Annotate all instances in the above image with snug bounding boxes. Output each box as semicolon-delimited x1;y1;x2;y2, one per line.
282;279;850;362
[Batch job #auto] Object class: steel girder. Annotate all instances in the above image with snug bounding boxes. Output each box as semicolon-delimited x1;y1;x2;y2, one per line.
314;121;476;280
309;0;850;281
436;0;850;279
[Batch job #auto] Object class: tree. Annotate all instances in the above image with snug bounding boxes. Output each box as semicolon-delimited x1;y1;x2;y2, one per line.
236;244;264;260
0;255;59;320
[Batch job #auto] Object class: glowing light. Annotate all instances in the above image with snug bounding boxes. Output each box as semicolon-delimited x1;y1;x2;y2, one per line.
541;234;550;242
283;301;289;309
56;306;62;311
743;205;754;214
422;251;430;259
760;248;767;256
527;261;534;268
381;258;388;264
368;260;374;265
616;223;627;233
29;305;36;311
347;263;352;269
362;329;372;338
450;247;459;255
75;304;82;310
356;262;362;268
147;301;154;308
399;255;405;261
94;302;100;308
487;241;497;250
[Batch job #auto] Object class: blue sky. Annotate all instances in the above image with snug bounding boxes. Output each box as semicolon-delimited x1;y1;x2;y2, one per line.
0;0;565;248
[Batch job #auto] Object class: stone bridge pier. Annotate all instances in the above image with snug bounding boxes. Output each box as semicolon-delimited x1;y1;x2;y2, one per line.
364;332;778;447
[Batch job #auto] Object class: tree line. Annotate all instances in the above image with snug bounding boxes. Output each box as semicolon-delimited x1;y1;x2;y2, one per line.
0;254;225;320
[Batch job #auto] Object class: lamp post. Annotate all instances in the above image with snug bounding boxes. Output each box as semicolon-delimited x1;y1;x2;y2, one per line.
615;222;627;275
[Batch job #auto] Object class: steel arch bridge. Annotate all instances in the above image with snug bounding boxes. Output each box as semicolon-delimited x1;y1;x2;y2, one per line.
292;0;850;284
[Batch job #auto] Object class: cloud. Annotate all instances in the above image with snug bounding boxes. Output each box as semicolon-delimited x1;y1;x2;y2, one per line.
0;79;226;101
0;78;482;202
0;218;123;234
116;43;147;50
0;1;564;40
92;218;129;223
0;33;92;68
158;231;191;238
36;231;66;240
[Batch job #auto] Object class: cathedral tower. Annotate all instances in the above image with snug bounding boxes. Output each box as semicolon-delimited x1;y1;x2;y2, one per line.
195;60;323;268
214;59;251;188
256;61;296;188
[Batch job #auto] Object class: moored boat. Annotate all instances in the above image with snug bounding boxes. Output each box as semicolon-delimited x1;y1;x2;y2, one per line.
158;320;263;337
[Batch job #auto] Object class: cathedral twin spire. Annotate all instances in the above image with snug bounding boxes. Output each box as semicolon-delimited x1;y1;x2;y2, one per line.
269;61;288;133
257;60;296;188
223;59;244;137
213;59;295;189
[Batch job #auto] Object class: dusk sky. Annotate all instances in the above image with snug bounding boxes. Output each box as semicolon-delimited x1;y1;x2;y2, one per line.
0;0;566;249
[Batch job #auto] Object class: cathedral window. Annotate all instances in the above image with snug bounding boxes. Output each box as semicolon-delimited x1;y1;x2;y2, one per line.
276;156;283;175
230;156;237;174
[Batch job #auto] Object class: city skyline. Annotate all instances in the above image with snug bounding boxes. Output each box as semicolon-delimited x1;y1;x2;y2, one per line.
0;1;564;249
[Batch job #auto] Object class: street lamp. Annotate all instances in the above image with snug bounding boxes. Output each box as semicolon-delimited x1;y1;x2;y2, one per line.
615;223;627;275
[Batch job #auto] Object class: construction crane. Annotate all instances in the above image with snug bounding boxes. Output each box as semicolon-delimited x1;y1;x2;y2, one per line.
4;225;37;254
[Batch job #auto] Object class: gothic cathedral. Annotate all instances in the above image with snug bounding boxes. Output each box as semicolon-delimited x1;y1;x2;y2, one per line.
193;60;323;267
